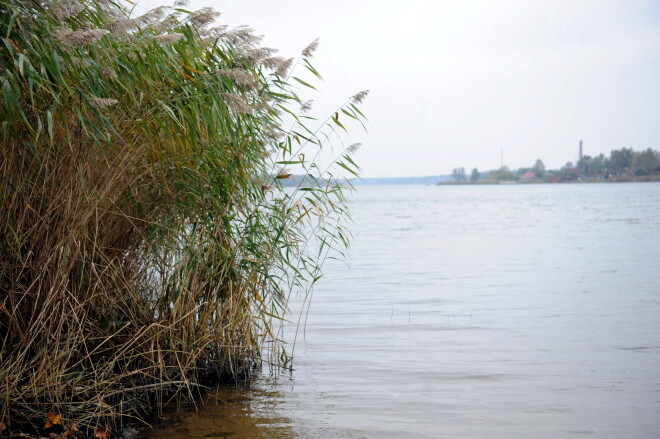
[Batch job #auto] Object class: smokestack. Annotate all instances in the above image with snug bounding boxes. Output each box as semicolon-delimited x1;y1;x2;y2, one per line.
579;140;583;162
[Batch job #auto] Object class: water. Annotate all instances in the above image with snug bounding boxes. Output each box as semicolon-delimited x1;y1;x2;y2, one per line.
149;183;660;439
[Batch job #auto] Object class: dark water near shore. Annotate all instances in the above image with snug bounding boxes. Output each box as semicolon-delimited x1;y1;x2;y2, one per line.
149;183;660;439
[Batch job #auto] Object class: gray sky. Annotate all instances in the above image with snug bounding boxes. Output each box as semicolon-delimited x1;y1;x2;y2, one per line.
140;0;660;177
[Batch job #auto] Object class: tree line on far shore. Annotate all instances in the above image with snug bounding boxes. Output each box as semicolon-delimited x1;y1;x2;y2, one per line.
451;147;660;182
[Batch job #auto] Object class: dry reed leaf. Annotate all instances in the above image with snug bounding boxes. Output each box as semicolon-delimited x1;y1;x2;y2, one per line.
6;38;19;50
276;168;291;179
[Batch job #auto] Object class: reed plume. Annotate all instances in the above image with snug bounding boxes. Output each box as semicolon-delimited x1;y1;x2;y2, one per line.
302;37;320;57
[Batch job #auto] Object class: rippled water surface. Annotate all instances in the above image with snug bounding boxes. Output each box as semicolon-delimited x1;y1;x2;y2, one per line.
150;183;660;439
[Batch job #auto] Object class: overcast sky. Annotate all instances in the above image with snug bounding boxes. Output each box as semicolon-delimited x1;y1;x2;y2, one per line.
139;0;660;177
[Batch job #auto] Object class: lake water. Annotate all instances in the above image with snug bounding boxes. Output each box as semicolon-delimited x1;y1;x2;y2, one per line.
149;183;660;439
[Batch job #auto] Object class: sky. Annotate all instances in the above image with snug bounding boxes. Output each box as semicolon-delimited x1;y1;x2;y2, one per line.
137;0;660;178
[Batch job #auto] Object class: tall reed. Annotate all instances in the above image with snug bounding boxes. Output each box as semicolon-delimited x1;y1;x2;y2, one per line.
0;0;367;434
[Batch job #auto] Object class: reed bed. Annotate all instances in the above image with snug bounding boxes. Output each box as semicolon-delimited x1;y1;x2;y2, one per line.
0;0;367;435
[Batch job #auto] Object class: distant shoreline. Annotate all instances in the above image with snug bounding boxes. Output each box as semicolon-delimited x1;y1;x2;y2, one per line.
435;175;660;185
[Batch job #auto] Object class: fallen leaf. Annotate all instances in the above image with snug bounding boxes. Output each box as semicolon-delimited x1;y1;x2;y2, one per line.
95;427;110;439
0;421;7;431
66;423;79;435
44;412;62;428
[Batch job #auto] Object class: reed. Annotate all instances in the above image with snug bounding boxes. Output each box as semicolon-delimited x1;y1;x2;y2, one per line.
0;0;366;435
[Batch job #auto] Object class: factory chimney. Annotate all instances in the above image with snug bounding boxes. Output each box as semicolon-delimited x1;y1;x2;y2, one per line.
579;140;583;162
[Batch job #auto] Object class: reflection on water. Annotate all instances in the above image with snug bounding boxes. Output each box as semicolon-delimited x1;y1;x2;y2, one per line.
147;378;296;439
149;183;660;439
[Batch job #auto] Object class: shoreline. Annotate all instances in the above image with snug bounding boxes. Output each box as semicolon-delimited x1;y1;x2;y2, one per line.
436;175;660;185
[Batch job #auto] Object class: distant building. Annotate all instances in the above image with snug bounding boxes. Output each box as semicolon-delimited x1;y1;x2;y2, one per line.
565;167;580;180
522;171;536;179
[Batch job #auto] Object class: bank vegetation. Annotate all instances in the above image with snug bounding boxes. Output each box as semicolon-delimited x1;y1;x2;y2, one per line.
0;0;366;436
